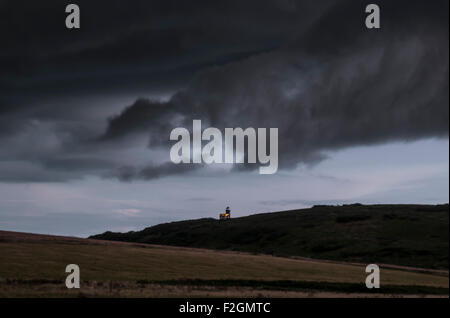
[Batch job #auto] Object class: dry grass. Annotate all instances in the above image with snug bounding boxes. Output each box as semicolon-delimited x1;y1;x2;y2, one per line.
0;281;447;298
0;231;448;297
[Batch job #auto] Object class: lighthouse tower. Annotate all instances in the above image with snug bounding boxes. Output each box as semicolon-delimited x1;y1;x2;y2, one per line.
219;206;231;220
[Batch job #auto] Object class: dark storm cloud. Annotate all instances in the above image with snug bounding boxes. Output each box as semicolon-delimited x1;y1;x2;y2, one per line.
0;0;327;101
111;162;201;182
102;0;449;178
0;0;448;181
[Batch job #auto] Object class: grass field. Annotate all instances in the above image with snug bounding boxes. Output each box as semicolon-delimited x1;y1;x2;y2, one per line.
0;231;448;298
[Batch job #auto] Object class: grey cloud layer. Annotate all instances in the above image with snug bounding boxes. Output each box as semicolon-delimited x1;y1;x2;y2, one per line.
103;0;449;177
0;0;448;181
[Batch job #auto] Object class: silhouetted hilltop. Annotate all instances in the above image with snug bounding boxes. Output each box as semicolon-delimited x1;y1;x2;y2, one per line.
91;204;449;269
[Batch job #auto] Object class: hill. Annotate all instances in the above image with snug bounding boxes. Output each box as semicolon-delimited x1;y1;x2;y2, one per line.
91;204;449;270
0;230;448;297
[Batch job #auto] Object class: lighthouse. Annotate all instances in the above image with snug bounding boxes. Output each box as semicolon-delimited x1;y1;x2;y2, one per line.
219;206;231;220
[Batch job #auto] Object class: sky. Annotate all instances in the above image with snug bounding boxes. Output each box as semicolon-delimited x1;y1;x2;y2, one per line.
0;0;448;237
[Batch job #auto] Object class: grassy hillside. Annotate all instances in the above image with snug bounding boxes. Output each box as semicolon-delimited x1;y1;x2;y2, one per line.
91;204;449;270
0;231;448;297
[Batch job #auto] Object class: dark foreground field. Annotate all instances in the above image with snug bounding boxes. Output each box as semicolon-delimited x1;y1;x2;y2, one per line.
0;231;448;298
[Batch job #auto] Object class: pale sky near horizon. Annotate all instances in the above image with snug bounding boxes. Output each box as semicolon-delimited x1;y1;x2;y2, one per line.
0;138;447;237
